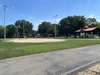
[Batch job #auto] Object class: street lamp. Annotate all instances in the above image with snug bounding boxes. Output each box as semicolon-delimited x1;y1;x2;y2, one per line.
54;15;58;38
3;5;7;40
16;26;19;38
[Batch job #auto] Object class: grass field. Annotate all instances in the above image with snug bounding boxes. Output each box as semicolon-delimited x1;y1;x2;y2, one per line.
0;39;100;60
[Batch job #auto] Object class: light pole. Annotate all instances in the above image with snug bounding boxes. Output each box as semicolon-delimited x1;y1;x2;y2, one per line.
16;26;19;38
54;15;58;38
3;5;7;40
23;24;25;38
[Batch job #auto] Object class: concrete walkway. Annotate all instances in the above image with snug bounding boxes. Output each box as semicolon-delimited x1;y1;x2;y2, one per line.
0;45;100;75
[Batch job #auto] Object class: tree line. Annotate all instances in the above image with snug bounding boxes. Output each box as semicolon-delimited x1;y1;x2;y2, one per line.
0;15;100;38
0;20;33;38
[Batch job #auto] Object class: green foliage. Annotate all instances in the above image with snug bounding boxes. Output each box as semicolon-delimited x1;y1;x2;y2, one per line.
15;20;33;37
38;22;59;37
0;16;99;38
0;26;4;38
51;24;59;35
86;18;97;28
59;16;86;36
96;22;100;29
6;24;16;38
86;18;97;25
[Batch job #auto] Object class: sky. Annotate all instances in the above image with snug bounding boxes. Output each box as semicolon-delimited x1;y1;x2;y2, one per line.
0;0;100;30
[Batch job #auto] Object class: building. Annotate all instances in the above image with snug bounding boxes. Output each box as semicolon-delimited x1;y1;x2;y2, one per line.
75;27;100;38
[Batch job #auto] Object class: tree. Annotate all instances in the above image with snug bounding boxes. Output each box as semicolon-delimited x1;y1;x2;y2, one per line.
38;22;54;37
95;22;100;36
0;26;4;38
15;20;33;38
51;24;59;36
59;16;86;36
86;18;97;27
96;22;100;29
6;24;16;38
32;30;37;37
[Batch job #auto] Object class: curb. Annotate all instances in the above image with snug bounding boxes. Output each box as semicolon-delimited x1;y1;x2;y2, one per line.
62;59;100;75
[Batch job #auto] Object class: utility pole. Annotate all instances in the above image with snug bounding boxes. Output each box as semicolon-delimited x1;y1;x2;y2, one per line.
3;5;7;40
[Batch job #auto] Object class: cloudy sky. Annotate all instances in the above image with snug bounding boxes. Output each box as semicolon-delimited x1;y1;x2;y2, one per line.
0;0;100;30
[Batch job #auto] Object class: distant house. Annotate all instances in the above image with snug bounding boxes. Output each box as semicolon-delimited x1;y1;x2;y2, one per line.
75;27;100;38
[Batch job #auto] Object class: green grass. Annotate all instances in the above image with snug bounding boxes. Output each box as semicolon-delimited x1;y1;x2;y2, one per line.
0;39;100;59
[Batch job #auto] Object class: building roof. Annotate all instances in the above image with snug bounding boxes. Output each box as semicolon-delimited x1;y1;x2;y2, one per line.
76;27;97;32
84;27;96;32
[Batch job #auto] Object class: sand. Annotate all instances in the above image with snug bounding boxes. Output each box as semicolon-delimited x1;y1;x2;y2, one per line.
5;38;65;43
77;63;100;75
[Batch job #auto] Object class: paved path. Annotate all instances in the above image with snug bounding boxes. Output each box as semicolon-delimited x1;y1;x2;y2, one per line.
0;45;100;75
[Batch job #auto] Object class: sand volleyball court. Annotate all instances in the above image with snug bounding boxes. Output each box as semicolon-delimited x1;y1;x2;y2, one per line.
5;38;65;43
